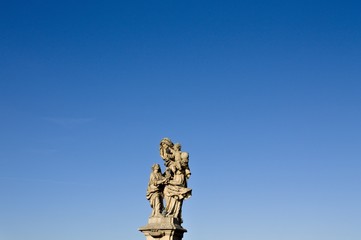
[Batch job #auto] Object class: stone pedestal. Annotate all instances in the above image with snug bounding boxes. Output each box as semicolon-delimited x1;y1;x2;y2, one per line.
139;217;187;240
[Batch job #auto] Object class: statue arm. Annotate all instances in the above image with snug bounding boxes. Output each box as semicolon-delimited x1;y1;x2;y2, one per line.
149;173;166;186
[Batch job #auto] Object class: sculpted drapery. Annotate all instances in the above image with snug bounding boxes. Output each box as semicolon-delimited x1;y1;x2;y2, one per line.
146;138;192;222
146;164;166;217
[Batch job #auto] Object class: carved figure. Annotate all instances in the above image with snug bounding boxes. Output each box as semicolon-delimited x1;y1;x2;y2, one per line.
171;143;182;162
146;138;192;223
180;151;191;181
146;164;166;217
164;164;192;221
160;138;174;164
160;138;177;179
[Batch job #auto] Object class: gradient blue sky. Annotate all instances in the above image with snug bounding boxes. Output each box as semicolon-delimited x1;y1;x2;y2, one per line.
1;1;360;240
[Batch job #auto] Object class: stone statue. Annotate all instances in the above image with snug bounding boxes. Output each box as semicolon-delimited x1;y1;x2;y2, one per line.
160;138;191;182
163;164;192;221
146;164;167;217
140;138;192;240
148;138;192;221
160;138;174;163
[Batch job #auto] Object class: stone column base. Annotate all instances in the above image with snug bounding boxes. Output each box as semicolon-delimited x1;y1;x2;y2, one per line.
139;217;187;240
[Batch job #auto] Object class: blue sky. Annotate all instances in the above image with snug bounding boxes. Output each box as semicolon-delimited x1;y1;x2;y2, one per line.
1;1;360;240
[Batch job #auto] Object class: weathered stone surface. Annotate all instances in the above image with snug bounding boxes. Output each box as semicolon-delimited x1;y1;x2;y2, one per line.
140;138;192;240
139;217;187;240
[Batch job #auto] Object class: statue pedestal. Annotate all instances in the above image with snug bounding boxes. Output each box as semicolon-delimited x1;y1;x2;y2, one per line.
139;217;187;240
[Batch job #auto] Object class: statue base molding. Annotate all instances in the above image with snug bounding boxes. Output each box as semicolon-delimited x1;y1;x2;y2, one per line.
139;217;187;240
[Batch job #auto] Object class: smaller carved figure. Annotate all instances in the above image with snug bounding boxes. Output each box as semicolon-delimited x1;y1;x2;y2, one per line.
160;138;174;164
180;152;191;181
146;164;167;217
171;143;182;162
160;138;177;179
166;143;180;176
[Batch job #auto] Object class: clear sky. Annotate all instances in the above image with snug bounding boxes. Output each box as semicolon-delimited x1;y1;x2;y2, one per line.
1;0;360;240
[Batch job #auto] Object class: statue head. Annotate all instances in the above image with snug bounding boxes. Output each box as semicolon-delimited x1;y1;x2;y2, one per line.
181;152;189;161
160;138;173;147
152;164;161;172
174;143;181;151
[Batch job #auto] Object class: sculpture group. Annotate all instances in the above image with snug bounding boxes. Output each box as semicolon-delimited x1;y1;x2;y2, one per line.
146;138;192;222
